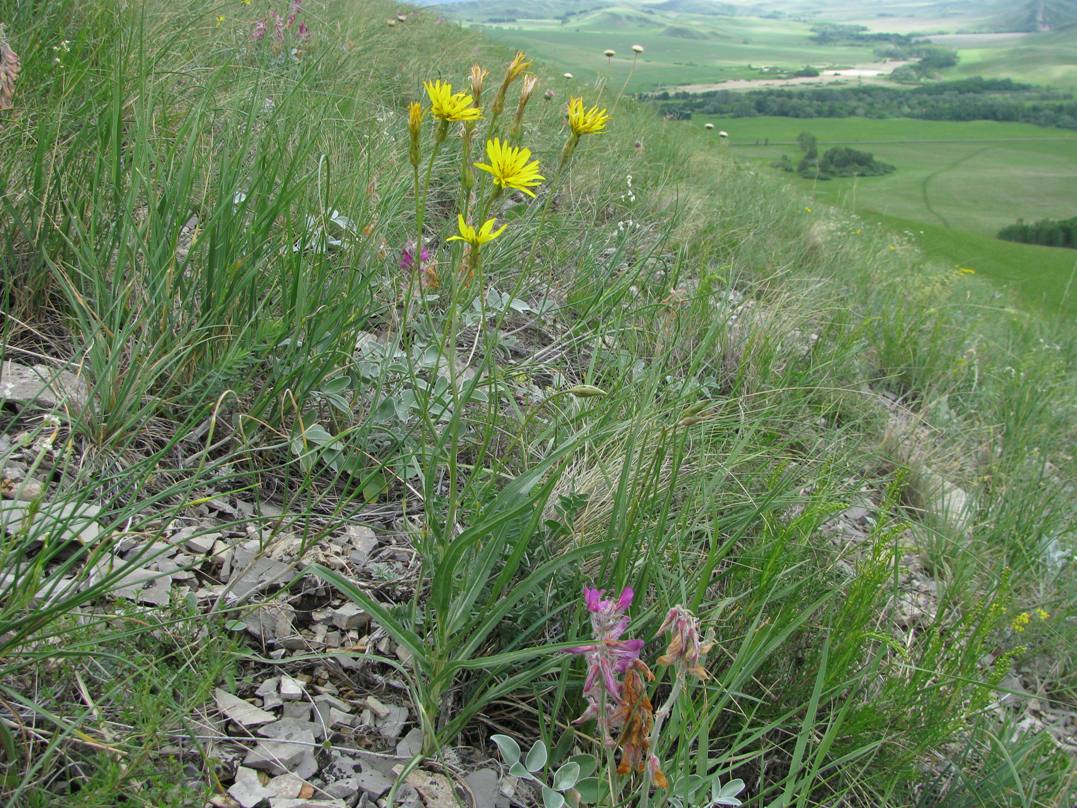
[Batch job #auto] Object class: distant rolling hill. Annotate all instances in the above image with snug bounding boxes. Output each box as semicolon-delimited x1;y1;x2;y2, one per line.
995;0;1077;32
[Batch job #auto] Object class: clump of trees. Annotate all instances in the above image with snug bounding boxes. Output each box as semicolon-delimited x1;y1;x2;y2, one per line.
773;132;895;180
998;217;1077;249
649;79;1077;131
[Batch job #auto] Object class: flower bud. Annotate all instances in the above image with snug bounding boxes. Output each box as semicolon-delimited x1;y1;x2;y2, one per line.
567;384;606;398
408;102;423;168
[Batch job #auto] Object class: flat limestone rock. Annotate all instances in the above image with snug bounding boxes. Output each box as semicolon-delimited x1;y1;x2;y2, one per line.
244;728;315;775
405;770;457;808
0;360;89;411
0;499;102;545
229;766;273;808
245;603;298;645
465;769;500;808
354;769;393;799
279;675;305;701
227;556;295;602
330;603;368;631
216;689;277;728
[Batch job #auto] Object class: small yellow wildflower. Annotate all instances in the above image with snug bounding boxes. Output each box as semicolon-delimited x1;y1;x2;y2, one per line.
567;97;610;136
216;15;225;27
242;0;252;4
424;80;482;122
1035;608;1050;621
1012;611;1032;632
804;207;812;214
475;138;545;197
447;214;507;246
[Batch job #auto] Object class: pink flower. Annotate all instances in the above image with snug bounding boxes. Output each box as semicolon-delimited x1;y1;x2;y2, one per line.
251;19;267;41
296;21;310;40
290;0;304;13
271;10;285;43
399;241;430;271
566;586;644;743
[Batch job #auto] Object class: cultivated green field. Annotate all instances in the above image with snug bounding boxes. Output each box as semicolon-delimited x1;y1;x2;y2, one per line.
467;10;887;92
696;116;1077;312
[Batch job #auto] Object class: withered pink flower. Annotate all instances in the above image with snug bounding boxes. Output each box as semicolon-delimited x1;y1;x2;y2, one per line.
657;604;710;679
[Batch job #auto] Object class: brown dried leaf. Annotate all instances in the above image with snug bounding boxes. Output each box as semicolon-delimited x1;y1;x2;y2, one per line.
0;24;20;112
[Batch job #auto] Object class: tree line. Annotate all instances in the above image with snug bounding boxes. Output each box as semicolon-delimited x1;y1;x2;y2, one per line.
648;79;1077;131
998;217;1077;250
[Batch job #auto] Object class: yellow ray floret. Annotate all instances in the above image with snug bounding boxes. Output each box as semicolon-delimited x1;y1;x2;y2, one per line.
567;97;610;136
474;138;545;197
447;215;508;246
423;79;482;122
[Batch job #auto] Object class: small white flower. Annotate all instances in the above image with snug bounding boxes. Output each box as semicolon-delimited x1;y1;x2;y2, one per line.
632;44;644;54
563;72;574;79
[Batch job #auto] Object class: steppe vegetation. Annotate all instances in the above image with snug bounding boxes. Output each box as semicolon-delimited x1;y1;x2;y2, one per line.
0;1;1074;806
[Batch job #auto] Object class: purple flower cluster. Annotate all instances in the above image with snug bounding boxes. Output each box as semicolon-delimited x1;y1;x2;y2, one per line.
251;1;310;43
566;586;644;743
399;241;431;271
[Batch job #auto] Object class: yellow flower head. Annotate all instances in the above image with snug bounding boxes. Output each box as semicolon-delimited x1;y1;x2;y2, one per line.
1012;611;1032;632
447;214;508;246
475;138;545;197
567;97;610;136
423;79;482;122
216;15;225;27
1035;608;1050;621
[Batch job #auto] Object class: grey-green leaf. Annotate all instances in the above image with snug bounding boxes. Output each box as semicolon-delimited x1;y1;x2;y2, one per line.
525;739;548;773
574;777;602;803
490;734;521;765
552;761;580;791
542;785;566;808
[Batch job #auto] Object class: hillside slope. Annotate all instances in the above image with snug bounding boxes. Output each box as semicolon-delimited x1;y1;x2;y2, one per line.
0;2;1073;806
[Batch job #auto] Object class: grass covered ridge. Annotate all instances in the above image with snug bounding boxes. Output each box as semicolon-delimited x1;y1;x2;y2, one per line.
1;1;1074;806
